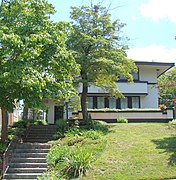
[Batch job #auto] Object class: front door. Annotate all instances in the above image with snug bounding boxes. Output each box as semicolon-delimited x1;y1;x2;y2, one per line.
54;106;64;124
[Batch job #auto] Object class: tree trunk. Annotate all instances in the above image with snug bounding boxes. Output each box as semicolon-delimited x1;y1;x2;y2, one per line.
1;107;8;143
22;106;28;121
81;82;88;121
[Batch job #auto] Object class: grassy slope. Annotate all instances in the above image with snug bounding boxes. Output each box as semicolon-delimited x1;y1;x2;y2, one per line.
83;123;176;180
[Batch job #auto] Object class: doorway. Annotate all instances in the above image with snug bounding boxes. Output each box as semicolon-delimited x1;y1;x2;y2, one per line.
54;106;64;124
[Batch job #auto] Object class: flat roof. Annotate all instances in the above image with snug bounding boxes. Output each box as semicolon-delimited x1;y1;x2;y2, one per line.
135;61;175;67
135;61;175;77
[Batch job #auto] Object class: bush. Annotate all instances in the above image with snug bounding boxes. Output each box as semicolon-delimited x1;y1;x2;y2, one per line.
56;119;67;134
0;143;6;153
52;131;65;140
47;145;94;178
168;119;176;129
29;119;47;125
37;170;64;180
83;130;103;140
64;148;94;178
12;120;27;128
47;145;69;169
117;117;128;123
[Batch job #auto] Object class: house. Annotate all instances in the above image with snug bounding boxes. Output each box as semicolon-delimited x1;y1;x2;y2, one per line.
45;61;175;124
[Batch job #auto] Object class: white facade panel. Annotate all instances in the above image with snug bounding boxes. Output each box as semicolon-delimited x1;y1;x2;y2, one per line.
140;85;158;108
139;66;157;83
47;100;55;124
117;82;148;94
78;82;148;94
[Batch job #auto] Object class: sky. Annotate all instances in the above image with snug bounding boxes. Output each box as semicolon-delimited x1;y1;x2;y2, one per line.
48;0;176;63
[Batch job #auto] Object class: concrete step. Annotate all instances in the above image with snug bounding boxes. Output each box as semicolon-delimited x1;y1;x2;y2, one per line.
15;148;50;153
17;143;51;149
3;125;56;179
4;172;43;179
10;163;48;168
11;158;46;163
25;139;52;143
13;152;48;158
7;167;47;173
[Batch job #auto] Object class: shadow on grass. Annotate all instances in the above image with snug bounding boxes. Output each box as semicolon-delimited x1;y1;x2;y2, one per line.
152;136;176;166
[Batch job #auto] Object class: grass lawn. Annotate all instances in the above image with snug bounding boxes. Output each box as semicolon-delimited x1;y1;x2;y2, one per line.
83;123;176;180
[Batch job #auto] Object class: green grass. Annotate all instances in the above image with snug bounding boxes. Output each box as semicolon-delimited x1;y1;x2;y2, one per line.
83;123;176;180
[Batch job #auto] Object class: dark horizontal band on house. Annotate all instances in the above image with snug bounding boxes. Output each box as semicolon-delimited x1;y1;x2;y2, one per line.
79;93;148;96
117;80;157;85
73;110;163;113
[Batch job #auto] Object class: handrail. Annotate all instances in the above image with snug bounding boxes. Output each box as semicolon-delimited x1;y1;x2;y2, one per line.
1;122;30;177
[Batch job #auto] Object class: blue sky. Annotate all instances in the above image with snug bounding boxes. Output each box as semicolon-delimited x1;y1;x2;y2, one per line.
48;0;176;63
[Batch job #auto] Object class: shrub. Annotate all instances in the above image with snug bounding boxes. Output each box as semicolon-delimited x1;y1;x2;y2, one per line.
8;127;25;140
168;119;176;129
52;131;65;140
12;120;27;128
83;130;103;140
64;148;94;178
56;119;67;134
47;145;69;169
37;170;64;180
0;143;6;153
29;119;47;125
117;117;128;123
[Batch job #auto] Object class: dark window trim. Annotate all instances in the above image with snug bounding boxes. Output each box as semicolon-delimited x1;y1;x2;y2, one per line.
87;96;141;109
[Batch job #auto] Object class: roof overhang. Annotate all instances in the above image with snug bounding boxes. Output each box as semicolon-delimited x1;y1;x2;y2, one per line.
135;61;175;77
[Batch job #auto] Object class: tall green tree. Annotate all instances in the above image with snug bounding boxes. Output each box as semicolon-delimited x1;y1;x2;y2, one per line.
0;0;79;142
158;67;176;110
68;4;137;121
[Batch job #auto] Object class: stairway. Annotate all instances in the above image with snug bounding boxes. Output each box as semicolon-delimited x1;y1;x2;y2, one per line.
3;125;57;180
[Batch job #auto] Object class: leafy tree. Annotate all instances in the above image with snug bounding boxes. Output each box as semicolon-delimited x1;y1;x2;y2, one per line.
68;4;137;121
158;67;176;110
0;0;79;142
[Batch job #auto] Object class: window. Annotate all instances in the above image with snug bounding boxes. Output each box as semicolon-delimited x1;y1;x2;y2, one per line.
132;72;139;81
119;71;139;81
97;97;105;109
109;98;116;108
121;97;128;109
132;97;140;108
86;96;140;109
87;97;93;109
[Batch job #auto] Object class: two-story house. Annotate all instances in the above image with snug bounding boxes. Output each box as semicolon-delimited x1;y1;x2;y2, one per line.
45;61;174;124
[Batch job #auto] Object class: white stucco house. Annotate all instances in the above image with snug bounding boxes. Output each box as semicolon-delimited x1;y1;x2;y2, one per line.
45;61;175;123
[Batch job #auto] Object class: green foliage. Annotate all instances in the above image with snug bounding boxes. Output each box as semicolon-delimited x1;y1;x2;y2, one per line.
64;148;94;178
83;130;103;140
52;131;65;140
168;119;176;129
29;119;47;126
0;143;6;153
47;145;69;169
12;120;27;128
8;127;25;140
0;0;79;142
56;119;67;134
47;145;94;179
37;170;64;180
68;4;137;120
158;66;176;107
47;121;109;178
117;117;128;123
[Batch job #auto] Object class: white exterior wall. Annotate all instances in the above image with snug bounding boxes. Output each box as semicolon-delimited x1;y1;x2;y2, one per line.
139;66;157;83
140;85;159;108
47;100;55;124
78;82;148;94
44;99;71;124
